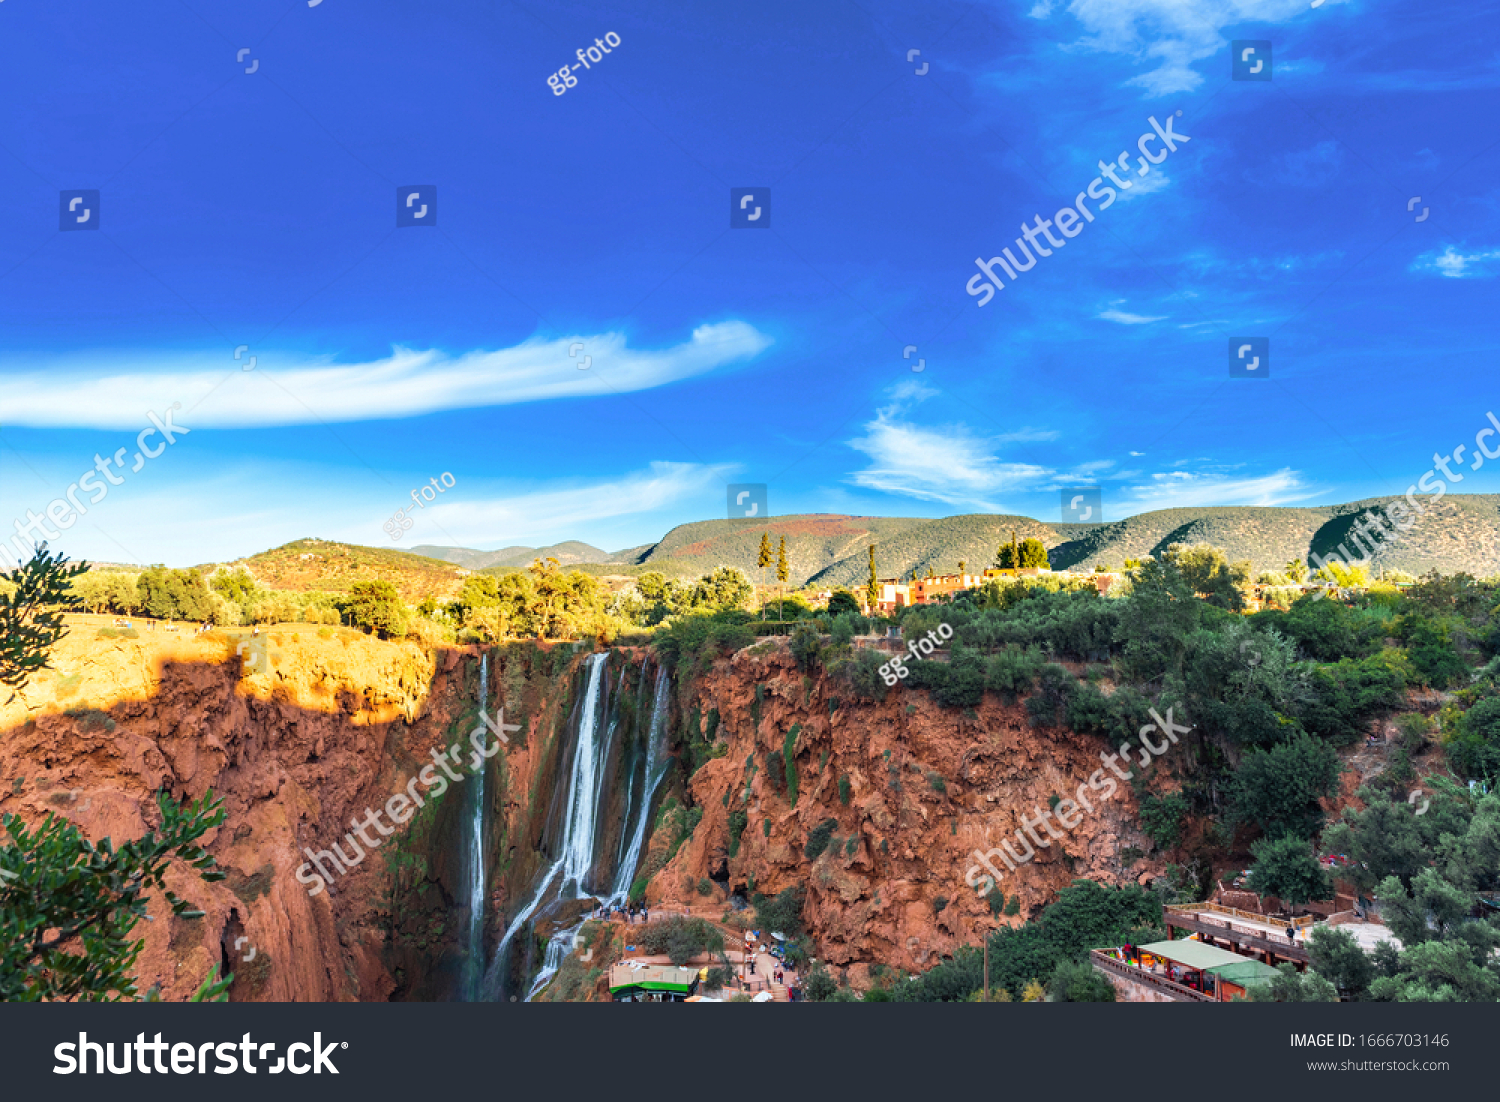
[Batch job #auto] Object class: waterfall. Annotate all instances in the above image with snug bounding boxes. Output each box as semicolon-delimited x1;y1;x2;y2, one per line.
612;664;672;898
461;652;489;1001
481;651;674;1001
523;661;673;1001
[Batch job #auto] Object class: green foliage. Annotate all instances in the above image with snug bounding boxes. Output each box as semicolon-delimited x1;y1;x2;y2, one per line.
783;725;800;806
891;881;1161;1002
1448;696;1500;782
346;579;409;638
838;775;851;806
1301;654;1408;745
1;548;88;693
827;589;861;618
136;565;215;622
1138;791;1189;849
802;962;839;1001
1230;733;1342;840
1004;894;1020;917
1048;958;1116;1002
0;790;227;1001
925;771;946;794
1307;925;1374;1000
1245;963;1339;1002
727;810;749;858
1246;834;1333;905
1117;554;1202;680
697;878;714;896
752;885;805;938
636;915;724;966
1257;596;1383;663
789;621;822;672
1398;616;1468;689
804;818;838;860
1163;542;1252;611
66;570;139;615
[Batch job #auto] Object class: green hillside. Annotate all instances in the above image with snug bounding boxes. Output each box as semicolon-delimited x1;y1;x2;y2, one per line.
599;497;1500;586
208;538;472;604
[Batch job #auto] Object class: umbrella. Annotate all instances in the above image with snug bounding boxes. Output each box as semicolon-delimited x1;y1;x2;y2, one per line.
770;932;786;941
752;991;774;1002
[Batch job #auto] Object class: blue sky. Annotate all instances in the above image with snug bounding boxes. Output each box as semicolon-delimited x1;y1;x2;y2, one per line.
1;0;1497;566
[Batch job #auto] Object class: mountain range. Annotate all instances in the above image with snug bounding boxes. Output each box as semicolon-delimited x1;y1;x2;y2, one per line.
401;494;1500;588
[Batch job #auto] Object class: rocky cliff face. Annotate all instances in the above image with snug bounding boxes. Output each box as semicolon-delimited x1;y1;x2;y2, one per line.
0;620;595;1002
3;622;1171;999
643;640;1163;976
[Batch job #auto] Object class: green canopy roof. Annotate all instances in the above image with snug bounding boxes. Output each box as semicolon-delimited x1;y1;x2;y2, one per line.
1207;960;1282;985
1136;938;1257;972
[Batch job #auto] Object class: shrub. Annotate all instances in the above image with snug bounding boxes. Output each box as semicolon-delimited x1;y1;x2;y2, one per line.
636;915;724;966
1048;958;1116;1002
1138;791;1189;849
838;775;851;806
727;810;748;858
697;878;714;896
789;622;822;672
346;580;409;639
925;771;947;794
804;818;838;860
783;725;800;806
752;885;805;938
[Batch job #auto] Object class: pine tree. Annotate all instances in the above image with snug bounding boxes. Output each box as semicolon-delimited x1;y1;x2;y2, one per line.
866;545;878;613
757;532;774;619
775;537;789;619
997;529;1021;570
957;560;966;578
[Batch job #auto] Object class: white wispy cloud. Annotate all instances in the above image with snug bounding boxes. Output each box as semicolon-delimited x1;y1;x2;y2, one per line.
844;385;1093;508
1037;0;1325;95
1410;244;1500;279
0;321;772;429
1114;169;1171;200
387;461;731;546
1097;307;1167;324
1120;466;1313;508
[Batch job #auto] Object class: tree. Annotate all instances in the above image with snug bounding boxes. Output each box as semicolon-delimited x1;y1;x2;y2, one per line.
957;560;967;577
346;579;409;638
1116;554;1201;681
136;565;215;622
0;790;228;1001
67;570;139;615
866;545;878;613
686;567;753;613
2;547;88;696
1163;543;1251;611
776;537;789;619
1307;925;1374;1000
997;530;1021;570
1018;538;1049;569
757;533;774;619
1230;733;1342;841
1285;559;1308;583
802;962;838;1001
208;567;259;606
1047;958;1116;1001
826;589;860;619
753;885;805;938
1246;963;1338;1002
1246;834;1333;905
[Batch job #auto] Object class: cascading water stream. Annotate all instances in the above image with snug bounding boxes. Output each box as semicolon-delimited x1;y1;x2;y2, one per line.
523;661;673;1000
481;651;610;999
461;652;489;1001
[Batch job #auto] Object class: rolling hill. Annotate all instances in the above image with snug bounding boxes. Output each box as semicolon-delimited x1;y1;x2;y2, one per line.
192;497;1500;602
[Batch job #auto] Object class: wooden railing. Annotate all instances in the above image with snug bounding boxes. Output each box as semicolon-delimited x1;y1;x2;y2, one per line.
1167;901;1315;929
1089;952;1213;1003
1164;913;1310;964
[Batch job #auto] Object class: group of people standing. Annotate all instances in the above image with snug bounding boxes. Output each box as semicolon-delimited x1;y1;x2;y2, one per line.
593;900;650;924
